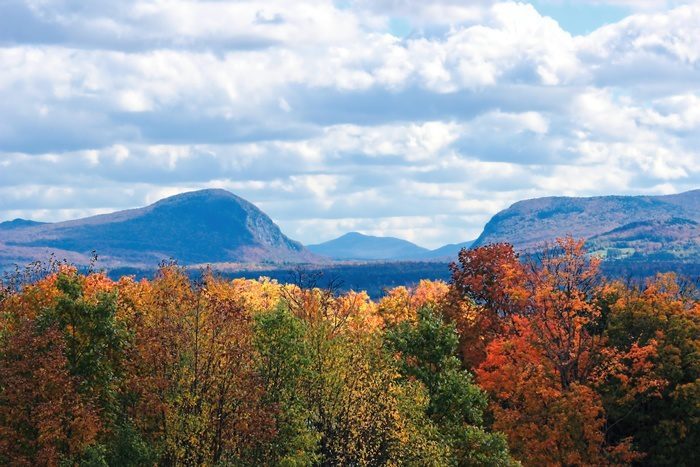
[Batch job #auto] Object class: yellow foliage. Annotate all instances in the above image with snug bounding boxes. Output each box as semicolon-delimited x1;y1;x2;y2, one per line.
379;280;449;326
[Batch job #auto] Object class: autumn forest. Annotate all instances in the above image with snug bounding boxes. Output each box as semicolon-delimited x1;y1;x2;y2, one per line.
0;237;698;466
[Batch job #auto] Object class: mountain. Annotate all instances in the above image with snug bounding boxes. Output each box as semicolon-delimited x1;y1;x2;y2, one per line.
472;190;700;260
307;232;430;260
588;217;700;261
415;241;475;260
0;219;46;230
307;233;474;261
0;189;318;269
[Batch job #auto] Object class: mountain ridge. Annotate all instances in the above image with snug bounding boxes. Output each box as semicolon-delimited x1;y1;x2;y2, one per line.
0;189;318;268
472;189;700;260
3;189;699;270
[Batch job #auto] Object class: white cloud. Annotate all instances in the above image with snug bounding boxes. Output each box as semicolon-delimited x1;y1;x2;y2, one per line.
1;0;699;247
644;93;700;131
579;4;700;65
471;110;550;135
16;0;365;48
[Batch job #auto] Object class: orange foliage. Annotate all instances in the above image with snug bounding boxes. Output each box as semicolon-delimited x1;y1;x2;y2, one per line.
227;276;282;314
337;290;382;334
477;318;642;465
469;238;656;465
0;318;100;466
477;333;605;464
446;243;531;366
527;237;605;388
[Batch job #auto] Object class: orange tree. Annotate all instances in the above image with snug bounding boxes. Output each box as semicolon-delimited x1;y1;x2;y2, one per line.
446;243;531;367
450;238;660;465
117;267;275;465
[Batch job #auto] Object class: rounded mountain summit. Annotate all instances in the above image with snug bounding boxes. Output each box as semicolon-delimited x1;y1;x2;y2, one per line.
0;189;318;267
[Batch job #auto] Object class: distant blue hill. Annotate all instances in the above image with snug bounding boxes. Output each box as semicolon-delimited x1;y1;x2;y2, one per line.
0;219;47;230
415;241;474;260
307;232;473;261
0;189;318;268
307;232;429;260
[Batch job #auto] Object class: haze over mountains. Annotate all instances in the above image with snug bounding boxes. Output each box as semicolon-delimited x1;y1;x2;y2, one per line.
1;188;699;272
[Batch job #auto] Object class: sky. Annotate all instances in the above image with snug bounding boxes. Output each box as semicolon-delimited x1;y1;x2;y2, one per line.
1;0;699;248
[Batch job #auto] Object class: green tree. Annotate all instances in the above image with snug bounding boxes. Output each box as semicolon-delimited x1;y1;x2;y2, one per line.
385;307;517;466
253;304;320;465
37;271;152;466
280;284;451;465
38;273;125;410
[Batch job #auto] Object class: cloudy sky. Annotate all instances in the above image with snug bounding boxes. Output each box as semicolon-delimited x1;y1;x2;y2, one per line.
1;0;699;248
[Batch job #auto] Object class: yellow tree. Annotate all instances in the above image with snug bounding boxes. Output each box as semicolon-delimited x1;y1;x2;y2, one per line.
119;267;275;464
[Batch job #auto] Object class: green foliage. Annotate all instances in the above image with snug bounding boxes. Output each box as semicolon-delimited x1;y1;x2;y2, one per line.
255;300;466;465
253;304;320;465
33;273;153;465
38;273;127;407
301;320;395;464
386;307;517;466
104;421;156;467
70;443;108;467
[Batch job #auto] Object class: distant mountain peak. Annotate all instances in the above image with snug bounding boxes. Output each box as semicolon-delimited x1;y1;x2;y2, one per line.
306;232;475;262
308;232;429;261
154;188;240;203
342;231;368;238
0;189;318;269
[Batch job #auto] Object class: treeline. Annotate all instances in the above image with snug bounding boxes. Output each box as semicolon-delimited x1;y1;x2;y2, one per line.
0;238;697;466
108;261;455;300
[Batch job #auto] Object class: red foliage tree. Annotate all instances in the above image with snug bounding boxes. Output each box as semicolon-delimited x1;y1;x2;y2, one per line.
446;243;531;366
0;287;100;465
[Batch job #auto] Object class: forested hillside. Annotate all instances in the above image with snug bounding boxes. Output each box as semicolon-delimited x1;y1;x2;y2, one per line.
474;190;700;261
1;238;697;466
